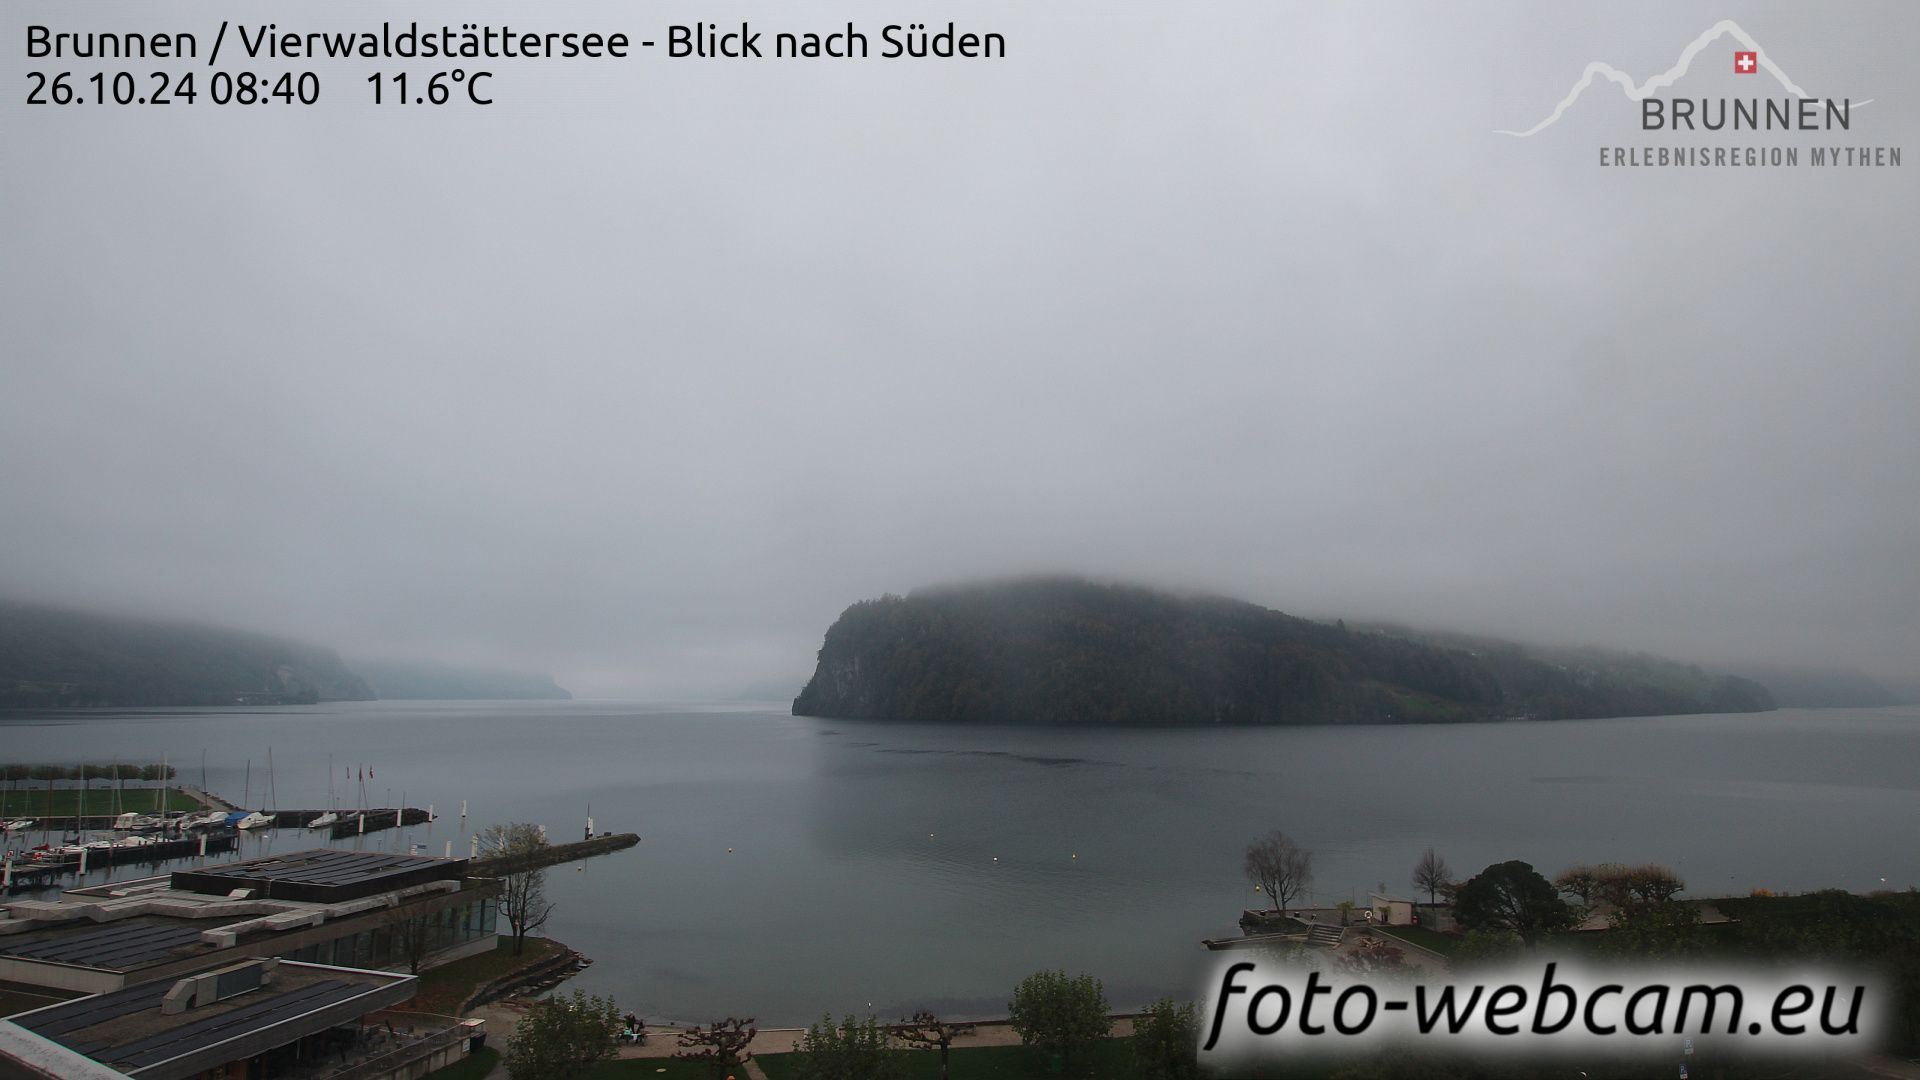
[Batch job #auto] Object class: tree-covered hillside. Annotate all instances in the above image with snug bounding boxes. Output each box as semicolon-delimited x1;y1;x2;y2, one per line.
792;579;1775;726
0;601;374;707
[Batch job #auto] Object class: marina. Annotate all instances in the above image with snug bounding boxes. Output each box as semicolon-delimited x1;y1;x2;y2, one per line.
2;832;240;892
4;700;1915;1026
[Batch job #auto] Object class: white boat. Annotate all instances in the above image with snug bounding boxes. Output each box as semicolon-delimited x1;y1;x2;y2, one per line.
179;811;227;830
308;760;340;831
236;811;274;830
2;819;32;833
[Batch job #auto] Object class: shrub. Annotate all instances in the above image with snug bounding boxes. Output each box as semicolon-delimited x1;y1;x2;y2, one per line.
504;991;621;1080
787;1015;901;1080
1132;998;1200;1080
1008;969;1112;1075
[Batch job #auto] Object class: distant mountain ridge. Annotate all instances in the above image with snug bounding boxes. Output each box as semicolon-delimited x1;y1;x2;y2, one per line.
0;600;373;707
793;578;1778;726
0;600;569;707
353;659;572;701
1725;664;1903;709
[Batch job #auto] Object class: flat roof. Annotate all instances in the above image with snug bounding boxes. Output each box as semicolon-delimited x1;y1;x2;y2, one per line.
6;961;413;1078
168;848;465;903
0;919;206;972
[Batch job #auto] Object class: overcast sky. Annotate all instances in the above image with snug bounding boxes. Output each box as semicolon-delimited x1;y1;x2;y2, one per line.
3;1;1915;697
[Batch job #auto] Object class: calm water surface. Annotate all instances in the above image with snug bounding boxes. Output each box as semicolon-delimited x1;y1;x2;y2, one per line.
2;702;1916;1024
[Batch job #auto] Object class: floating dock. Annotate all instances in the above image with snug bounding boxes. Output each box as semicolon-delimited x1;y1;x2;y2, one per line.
325;808;433;839
2;832;239;893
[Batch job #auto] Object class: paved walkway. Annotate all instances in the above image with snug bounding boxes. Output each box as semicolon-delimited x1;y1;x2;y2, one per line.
610;1016;1138;1060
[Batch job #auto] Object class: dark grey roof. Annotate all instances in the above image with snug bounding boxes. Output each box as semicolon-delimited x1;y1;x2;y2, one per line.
67;980;364;1069
0;920;204;971
169;848;464;903
10;964;413;1077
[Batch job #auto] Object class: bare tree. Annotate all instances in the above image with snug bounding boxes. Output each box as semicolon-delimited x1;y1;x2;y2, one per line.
675;1017;757;1075
479;822;555;954
1595;863;1685;911
1412;848;1452;906
1554;864;1601;907
1243;831;1312;914
381;904;442;975
897;1011;968;1080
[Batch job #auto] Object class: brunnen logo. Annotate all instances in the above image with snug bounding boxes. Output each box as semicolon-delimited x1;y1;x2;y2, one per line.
1497;19;1901;169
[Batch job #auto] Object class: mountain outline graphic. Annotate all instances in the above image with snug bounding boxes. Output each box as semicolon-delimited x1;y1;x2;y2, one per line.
1497;19;1870;137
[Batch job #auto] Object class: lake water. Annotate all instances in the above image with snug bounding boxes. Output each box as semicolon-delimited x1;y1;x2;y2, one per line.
2;702;1916;1025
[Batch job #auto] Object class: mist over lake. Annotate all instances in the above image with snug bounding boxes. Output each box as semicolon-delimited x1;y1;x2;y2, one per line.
3;701;1915;1025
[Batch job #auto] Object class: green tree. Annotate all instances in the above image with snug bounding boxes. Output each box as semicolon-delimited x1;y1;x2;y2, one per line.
1451;860;1571;944
1597;901;1706;959
1131;998;1200;1080
1447;929;1524;968
504;990;621;1080
787;1014;901;1080
1008;969;1112;1075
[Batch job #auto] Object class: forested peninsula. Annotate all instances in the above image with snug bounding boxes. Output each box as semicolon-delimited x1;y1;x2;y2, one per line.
792;579;1781;726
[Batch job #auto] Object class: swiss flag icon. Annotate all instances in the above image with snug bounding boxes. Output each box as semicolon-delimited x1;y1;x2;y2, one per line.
1735;51;1758;74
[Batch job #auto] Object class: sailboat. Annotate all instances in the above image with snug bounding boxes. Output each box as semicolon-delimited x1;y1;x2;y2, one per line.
307;760;339;829
236;757;272;829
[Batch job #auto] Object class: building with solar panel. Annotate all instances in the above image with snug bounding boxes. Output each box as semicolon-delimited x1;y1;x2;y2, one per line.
0;849;498;1078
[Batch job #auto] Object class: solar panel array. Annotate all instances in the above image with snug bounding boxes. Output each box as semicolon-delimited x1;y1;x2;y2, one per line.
15;974;379;1070
0;921;204;970
170;848;462;902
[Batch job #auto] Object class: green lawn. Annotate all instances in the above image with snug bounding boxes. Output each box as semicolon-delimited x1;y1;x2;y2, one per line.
0;788;202;818
1372;924;1460;957
410;937;565;1016
584;1059;742;1079
424;1047;500;1080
